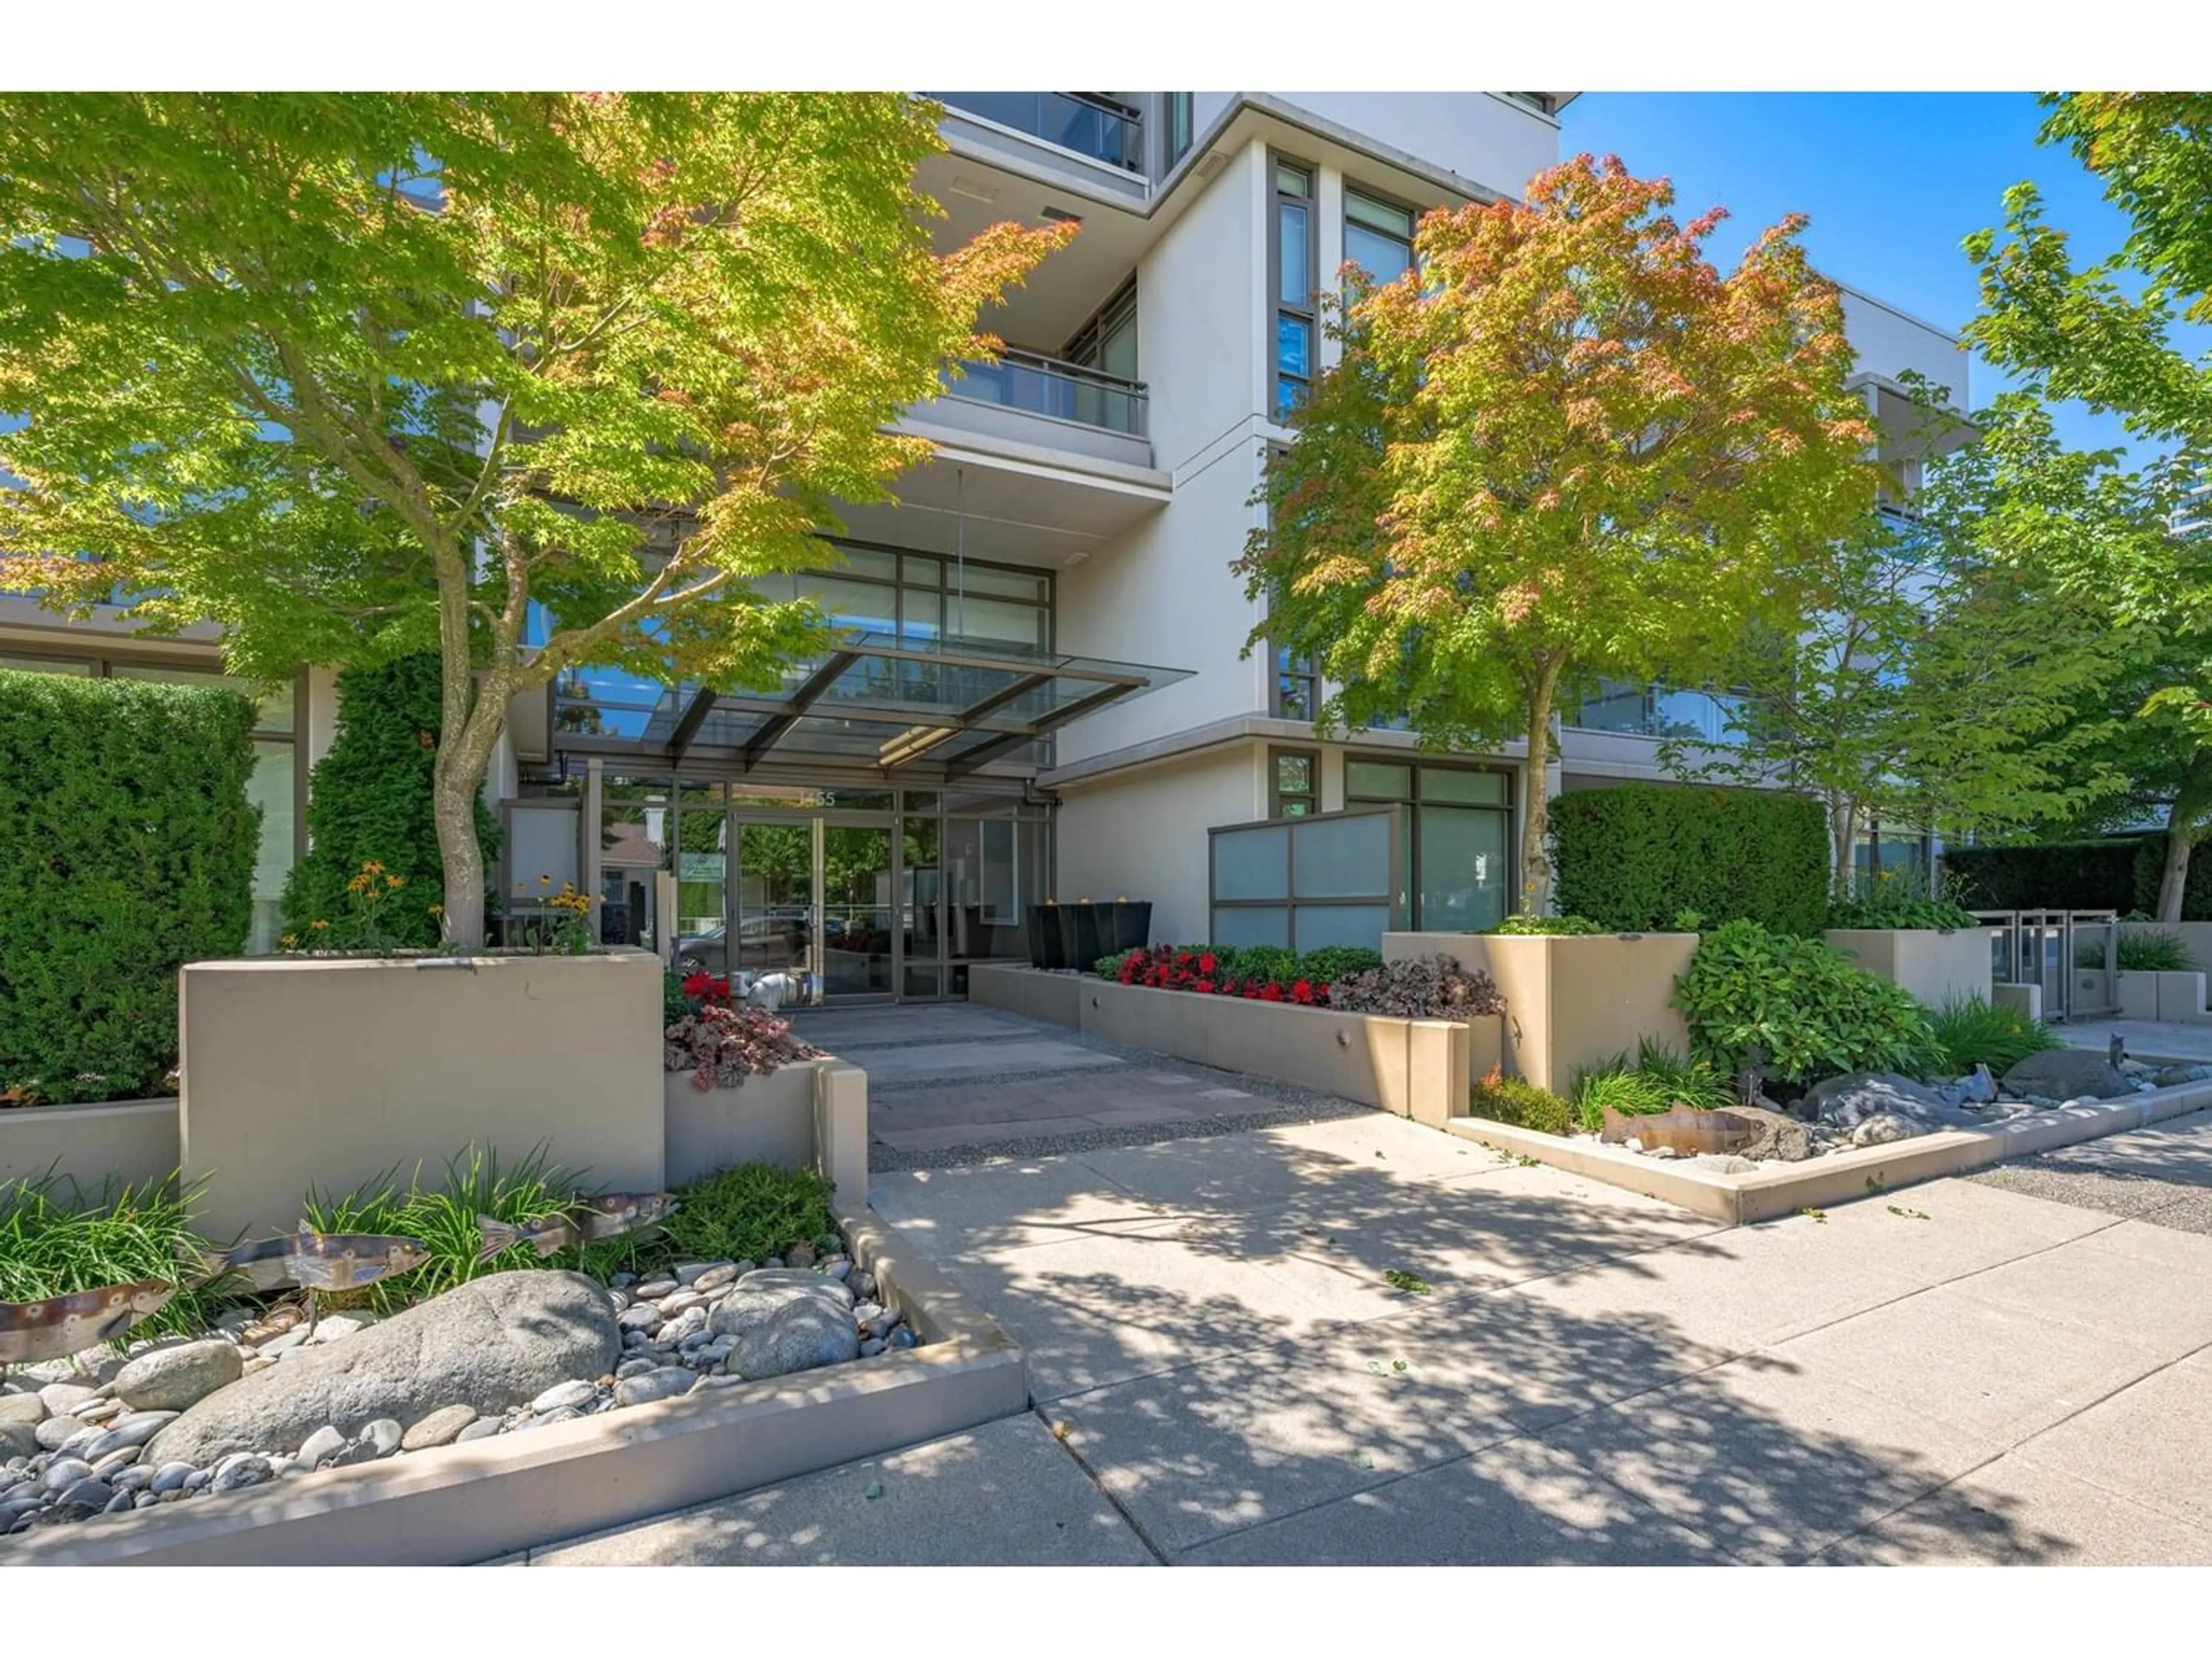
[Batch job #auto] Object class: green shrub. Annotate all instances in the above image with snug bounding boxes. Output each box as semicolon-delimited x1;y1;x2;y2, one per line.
1487;914;1603;936
1468;1070;1574;1136
1550;784;1828;935
1944;838;2143;912
0;671;259;1103
280;656;500;949
1827;875;1980;931
0;1172;222;1341
1672;919;1938;1085
653;1161;837;1267
1571;1036;1734;1131
1924;993;2062;1077
1296;946;1385;983
2116;929;2199;972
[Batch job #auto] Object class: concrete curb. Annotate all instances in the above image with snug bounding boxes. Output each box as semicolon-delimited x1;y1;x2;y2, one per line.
1446;1078;2212;1226
0;1203;1028;1567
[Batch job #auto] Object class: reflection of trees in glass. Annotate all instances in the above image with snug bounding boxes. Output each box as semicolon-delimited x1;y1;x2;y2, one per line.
554;671;607;734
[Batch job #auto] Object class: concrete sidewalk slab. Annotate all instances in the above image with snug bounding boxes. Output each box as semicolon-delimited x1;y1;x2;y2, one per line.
526;1414;1155;1567
870;1158;1170;1260
2005;1347;2212;1533
1180;1434;1731;1566
1816;1451;2212;1566
1556;1349;2002;1564
1949;1222;2212;1355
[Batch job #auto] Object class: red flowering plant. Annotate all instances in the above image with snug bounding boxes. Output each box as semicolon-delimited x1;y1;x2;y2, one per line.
1100;944;1338;1007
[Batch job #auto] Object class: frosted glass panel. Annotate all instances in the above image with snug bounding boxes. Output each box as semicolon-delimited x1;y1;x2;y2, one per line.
1292;904;1392;951
1213;906;1291;949
1292;812;1391;898
507;805;580;901
1418;804;1509;933
1214;824;1290;901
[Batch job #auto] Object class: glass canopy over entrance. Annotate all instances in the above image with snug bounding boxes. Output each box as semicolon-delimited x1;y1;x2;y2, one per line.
552;630;1191;780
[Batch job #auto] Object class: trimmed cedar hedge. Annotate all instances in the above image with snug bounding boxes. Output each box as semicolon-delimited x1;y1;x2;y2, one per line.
1550;783;1829;936
0;670;259;1103
1946;835;2212;919
280;655;499;948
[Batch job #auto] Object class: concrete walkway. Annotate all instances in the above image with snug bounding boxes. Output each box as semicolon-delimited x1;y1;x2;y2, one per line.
525;1107;2212;1566
792;1002;1362;1164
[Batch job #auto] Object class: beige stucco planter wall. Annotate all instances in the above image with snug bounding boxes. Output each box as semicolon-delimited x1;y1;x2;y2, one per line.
2115;969;2210;1023
1823;928;1991;1008
1072;977;1484;1128
181;950;664;1238
1384;931;1697;1095
965;962;1083;1028
662;1058;869;1204
0;1096;180;1195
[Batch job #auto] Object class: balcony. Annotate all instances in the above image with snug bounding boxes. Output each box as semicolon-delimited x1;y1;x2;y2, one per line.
1570;681;1750;747
926;92;1144;173
944;349;1146;438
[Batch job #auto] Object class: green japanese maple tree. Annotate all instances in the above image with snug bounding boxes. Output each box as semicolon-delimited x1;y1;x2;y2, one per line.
1666;393;2136;895
1966;92;2212;918
0;93;1068;948
1238;154;1877;913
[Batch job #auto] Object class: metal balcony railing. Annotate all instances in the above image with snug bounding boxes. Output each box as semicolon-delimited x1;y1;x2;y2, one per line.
927;92;1144;172
942;349;1149;440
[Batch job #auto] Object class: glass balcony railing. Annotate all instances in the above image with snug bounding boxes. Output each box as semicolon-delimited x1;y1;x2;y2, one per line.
941;349;1149;439
1572;681;1751;745
927;92;1144;172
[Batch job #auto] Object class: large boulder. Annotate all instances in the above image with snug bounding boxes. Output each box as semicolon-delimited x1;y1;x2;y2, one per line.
2000;1049;2134;1102
146;1272;618;1469
1802;1072;1985;1131
113;1339;243;1413
707;1271;858;1381
1728;1104;1816;1162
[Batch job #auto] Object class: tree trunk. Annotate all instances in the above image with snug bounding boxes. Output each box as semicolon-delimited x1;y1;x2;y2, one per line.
1518;664;1562;915
433;752;488;951
2157;820;2195;925
1831;799;1861;902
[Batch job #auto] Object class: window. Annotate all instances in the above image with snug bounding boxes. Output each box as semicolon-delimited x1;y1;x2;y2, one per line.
1062;276;1139;430
1166;93;1195;166
1502;92;1556;115
1272;158;1316;420
1273;644;1317;721
1271;748;1319;819
1344;190;1416;286
1345;755;1514;933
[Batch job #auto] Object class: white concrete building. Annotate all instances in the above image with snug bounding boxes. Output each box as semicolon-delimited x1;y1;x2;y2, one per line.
0;91;1970;998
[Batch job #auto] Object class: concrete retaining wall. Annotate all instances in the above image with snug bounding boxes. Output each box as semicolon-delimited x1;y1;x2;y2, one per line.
1384;931;1696;1094
0;1097;180;1194
966;963;1083;1028
1070;977;1486;1128
1991;982;2043;1021
664;1060;863;1190
1823;928;1993;1007
181;952;664;1238
2116;969;2210;1023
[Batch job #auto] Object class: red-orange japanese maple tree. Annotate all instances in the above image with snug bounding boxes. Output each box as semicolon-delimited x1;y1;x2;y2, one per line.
1239;154;1877;914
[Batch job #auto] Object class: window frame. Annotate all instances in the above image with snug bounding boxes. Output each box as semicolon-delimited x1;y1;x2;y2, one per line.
1342;752;1517;931
1268;745;1320;819
1268;153;1319;422
1342;184;1419;288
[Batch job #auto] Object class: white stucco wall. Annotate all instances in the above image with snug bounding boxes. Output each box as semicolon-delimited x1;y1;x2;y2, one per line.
1273;92;1559;199
1839;286;1968;406
1055;743;1267;944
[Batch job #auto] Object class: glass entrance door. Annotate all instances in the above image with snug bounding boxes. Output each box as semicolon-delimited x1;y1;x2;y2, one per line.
732;821;817;998
822;825;895;1000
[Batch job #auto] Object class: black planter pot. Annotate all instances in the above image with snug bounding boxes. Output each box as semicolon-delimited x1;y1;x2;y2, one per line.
1026;907;1064;971
1108;901;1153;956
1071;903;1112;970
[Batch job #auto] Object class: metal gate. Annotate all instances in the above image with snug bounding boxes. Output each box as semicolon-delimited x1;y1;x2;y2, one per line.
1975;909;2120;1021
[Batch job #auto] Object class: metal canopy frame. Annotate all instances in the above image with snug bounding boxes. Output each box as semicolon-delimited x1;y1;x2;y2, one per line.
608;632;1171;780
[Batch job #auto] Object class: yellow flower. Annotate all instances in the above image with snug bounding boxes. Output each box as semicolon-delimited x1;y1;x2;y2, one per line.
538;874;551;886
427;902;444;916
281;933;298;949
311;919;329;931
387;873;404;890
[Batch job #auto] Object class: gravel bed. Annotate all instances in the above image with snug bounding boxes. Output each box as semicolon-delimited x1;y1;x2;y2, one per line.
1969;1159;2212;1234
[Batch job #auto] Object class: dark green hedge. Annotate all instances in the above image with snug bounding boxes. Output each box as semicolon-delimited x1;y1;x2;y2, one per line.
281;656;500;947
1550;784;1829;935
1944;835;2212;919
0;671;259;1103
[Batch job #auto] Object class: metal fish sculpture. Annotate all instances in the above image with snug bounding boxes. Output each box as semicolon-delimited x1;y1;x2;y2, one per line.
1598;1102;1756;1156
474;1192;680;1263
0;1279;176;1368
181;1232;431;1294
281;1233;431;1293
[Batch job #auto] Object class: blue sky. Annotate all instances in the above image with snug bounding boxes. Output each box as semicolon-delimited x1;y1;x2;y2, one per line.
1560;92;2196;469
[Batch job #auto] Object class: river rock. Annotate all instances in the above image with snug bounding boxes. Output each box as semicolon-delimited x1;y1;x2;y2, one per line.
1851;1113;1917;1147
709;1276;861;1380
1802;1071;1984;1131
41;1456;94;1493
209;1453;274;1495
147;1461;194;1494
613;1366;696;1408
530;1379;598;1415
84;1411;177;1460
145;1272;619;1470
2001;1050;2134;1102
37;1383;95;1417
34;1417;78;1453
113;1340;243;1414
455;1418;503;1443
0;1397;43;1460
400;1404;476;1451
299;1425;347;1467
